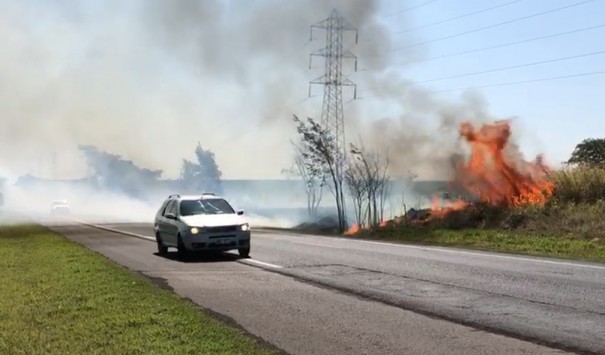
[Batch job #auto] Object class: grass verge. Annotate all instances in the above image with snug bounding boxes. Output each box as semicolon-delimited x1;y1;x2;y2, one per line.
0;224;275;355
355;225;605;263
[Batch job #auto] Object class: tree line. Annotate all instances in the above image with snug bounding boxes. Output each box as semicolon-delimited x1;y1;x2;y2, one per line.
78;143;222;199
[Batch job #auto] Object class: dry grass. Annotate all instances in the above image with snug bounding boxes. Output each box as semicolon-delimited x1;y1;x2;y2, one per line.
356;166;605;261
550;165;605;204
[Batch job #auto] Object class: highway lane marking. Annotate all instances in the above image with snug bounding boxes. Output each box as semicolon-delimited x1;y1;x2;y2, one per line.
239;259;283;269
251;234;343;249
73;219;156;242
254;231;605;271
75;220;284;269
345;239;605;270
284;240;342;249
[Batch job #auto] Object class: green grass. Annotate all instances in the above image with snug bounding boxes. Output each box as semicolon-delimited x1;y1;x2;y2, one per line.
0;224;275;355
354;224;605;263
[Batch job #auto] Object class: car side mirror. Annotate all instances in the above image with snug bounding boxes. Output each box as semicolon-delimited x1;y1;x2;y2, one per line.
165;213;176;220
237;210;244;216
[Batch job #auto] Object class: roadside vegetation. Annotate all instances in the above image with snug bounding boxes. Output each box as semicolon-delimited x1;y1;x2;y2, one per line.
288;117;605;262
0;224;274;355
358;142;605;262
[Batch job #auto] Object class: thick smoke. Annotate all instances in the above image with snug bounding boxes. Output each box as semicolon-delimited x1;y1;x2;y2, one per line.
0;0;405;181
0;0;521;222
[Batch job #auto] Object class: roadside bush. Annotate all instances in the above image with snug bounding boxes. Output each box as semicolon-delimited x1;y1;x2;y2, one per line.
432;202;507;230
550;166;605;204
520;201;605;239
421;200;605;240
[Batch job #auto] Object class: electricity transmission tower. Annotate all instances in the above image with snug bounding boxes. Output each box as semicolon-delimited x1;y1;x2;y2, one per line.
309;8;358;164
309;9;358;157
308;9;358;230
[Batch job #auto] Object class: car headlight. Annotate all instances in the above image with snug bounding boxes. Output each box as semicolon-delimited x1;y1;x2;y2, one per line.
240;223;249;231
190;227;200;234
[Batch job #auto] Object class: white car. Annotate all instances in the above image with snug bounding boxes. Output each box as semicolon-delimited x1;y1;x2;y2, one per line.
153;193;251;258
50;200;71;215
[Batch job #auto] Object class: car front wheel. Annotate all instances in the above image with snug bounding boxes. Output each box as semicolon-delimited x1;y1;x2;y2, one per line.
238;247;250;258
177;234;188;259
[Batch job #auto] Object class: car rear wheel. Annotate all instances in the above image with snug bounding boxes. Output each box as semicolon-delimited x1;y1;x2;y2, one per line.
156;233;168;255
238;247;250;258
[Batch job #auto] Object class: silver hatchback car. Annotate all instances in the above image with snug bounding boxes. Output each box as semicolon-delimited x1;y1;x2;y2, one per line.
154;193;251;258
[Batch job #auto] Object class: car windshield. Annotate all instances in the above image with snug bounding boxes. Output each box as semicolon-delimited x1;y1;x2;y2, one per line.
179;199;235;216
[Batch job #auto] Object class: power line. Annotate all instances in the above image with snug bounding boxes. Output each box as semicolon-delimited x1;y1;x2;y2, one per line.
432;71;605;93
384;0;438;17
415;50;605;84
392;0;596;52
403;23;605;64
392;0;523;35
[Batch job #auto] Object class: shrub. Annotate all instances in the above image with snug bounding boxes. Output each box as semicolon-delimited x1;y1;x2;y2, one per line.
550;166;605;204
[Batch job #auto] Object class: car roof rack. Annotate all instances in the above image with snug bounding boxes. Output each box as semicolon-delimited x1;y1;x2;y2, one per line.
202;192;215;196
168;194;180;199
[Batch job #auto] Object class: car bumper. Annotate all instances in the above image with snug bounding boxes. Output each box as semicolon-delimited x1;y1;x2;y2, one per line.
182;230;251;251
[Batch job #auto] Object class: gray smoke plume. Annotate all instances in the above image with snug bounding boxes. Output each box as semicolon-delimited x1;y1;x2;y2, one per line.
1;0;417;181
0;0;517;196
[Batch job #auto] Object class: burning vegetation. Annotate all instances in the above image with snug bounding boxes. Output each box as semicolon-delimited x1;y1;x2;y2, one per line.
454;120;553;207
345;120;557;235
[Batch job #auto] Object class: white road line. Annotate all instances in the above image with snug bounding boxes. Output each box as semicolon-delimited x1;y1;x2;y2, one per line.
255;230;605;271
239;259;283;269
74;220;156;242
75;220;284;269
289;240;342;249
345;239;605;270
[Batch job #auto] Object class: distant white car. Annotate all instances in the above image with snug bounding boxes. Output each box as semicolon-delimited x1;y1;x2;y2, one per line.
50;200;71;215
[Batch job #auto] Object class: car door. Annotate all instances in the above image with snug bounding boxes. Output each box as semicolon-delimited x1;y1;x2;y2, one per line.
164;200;180;245
158;200;175;245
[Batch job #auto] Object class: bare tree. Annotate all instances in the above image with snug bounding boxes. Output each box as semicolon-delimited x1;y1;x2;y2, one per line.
292;115;347;232
344;161;367;228
282;142;325;220
349;142;391;228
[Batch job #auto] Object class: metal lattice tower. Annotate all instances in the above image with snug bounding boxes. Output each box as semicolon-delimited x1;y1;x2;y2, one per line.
309;9;358;171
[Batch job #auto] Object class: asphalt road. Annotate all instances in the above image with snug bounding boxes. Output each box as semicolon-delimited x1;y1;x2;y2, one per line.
45;220;605;354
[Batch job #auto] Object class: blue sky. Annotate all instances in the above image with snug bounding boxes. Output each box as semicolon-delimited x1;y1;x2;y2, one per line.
376;0;604;165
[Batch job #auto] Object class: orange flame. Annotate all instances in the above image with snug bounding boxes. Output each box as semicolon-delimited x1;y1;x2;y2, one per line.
344;219;389;236
347;120;553;233
344;223;360;236
454;120;553;207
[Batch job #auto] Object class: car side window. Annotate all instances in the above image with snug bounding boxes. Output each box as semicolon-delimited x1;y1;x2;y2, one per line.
167;200;178;216
163;200;174;216
158;200;169;215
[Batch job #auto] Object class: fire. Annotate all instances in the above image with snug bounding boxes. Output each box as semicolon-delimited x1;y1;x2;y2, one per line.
453;120;553;206
345;119;554;233
344;219;389;236
430;196;468;218
344;223;360;236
